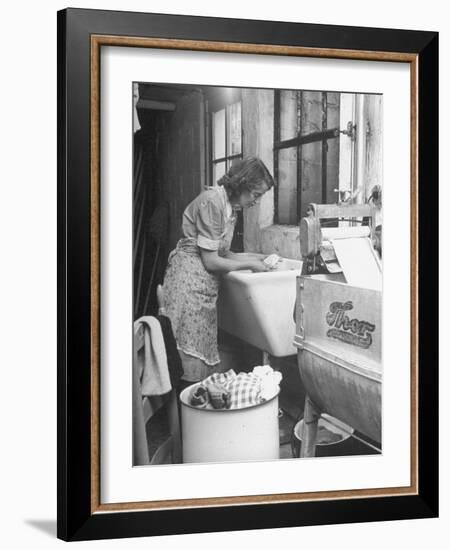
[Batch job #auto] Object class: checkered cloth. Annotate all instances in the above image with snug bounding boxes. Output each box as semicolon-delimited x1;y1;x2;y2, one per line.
201;369;270;409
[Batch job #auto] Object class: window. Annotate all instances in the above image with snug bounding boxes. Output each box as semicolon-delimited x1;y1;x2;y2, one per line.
273;90;343;225
211;100;243;183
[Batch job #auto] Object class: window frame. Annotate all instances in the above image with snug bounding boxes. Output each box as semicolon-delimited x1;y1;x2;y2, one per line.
206;89;243;187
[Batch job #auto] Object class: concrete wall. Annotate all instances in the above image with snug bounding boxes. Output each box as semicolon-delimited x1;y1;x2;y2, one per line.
241;89;305;260
241;88;277;253
277;91;298;224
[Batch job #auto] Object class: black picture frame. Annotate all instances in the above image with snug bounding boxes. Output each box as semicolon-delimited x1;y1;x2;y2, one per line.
57;7;438;542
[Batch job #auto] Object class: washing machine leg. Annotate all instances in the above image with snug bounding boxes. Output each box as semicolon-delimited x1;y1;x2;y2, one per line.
300;395;321;458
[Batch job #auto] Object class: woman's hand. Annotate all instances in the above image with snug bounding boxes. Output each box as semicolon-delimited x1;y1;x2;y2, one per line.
248;259;271;272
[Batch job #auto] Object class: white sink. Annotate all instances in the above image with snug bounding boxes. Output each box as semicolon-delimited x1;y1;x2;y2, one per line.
218;254;302;356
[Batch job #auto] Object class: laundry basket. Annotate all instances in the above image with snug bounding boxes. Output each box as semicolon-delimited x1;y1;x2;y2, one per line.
180;383;280;464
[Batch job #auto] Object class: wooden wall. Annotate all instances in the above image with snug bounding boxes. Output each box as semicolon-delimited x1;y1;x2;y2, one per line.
153;90;205;252
134;87;204;318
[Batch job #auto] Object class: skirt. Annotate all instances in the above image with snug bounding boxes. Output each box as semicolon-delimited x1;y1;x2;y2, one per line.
178;350;230;384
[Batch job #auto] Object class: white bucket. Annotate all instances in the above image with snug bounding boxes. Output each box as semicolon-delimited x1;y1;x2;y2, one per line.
180;383;280;464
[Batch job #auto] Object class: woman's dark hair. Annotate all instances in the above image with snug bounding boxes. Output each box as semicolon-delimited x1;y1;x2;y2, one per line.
217;156;274;201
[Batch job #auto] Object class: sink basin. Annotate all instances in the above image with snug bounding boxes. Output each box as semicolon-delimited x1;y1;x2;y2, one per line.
217;254;302;356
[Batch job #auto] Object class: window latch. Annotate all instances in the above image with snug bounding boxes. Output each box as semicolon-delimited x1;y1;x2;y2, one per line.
340;121;356;141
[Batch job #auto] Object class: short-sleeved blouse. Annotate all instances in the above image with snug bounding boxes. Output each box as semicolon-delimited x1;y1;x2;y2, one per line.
181;185;234;251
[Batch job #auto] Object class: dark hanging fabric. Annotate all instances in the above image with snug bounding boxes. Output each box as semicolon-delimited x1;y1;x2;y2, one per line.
133;133;147;318
156;314;183;388
134;119;172;319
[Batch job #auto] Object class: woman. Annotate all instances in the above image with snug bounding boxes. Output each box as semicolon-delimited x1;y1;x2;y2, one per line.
161;156;274;383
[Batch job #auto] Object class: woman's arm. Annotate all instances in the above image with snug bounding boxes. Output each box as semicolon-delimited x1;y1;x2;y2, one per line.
221;250;264;262
200;249;269;274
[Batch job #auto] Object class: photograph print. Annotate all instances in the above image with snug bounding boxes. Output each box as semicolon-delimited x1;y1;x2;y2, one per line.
132;82;382;467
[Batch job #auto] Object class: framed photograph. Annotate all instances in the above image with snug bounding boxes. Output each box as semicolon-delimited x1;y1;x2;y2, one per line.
57;8;438;541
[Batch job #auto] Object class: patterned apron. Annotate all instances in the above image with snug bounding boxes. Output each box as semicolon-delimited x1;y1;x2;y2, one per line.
162;203;236;381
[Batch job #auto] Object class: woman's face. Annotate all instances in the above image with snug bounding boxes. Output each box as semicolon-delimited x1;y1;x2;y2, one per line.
237;181;270;209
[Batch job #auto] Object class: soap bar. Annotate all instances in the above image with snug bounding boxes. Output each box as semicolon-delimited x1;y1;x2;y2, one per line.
263;254;281;269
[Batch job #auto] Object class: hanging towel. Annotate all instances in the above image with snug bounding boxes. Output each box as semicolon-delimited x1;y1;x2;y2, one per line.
156;314;183;388
137;317;172;396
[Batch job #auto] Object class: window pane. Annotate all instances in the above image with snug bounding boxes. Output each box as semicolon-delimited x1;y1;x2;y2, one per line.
213;161;226;185
300;91;322;136
299;141;323;218
227;102;242;155
280;90;299;141
213;109;226;160
277;147;298;224
229;156;242;169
